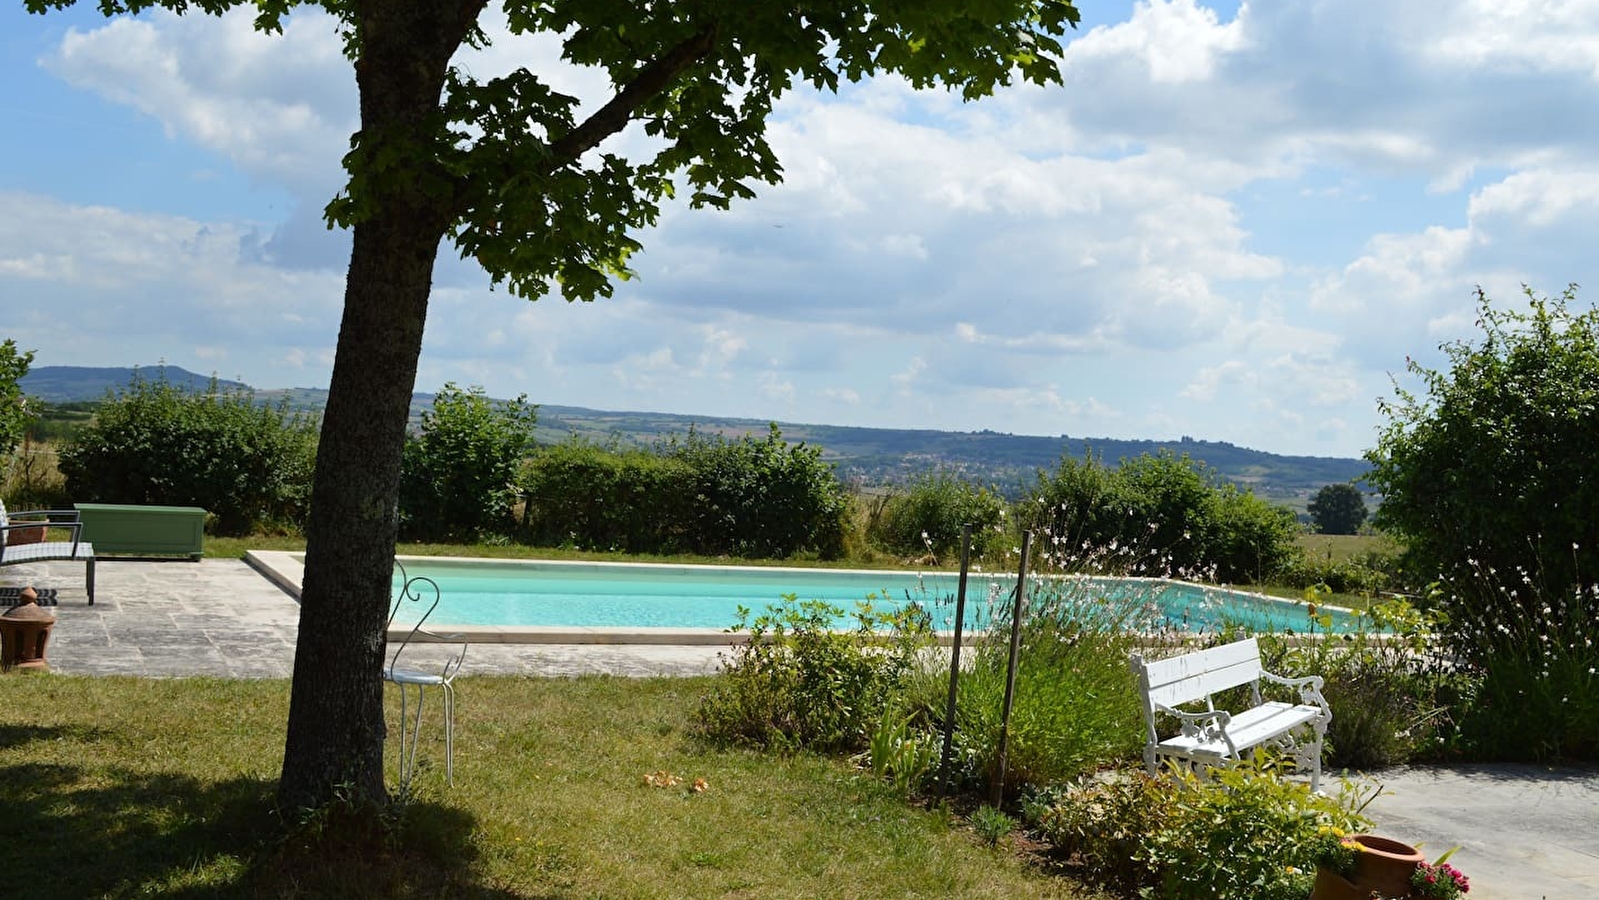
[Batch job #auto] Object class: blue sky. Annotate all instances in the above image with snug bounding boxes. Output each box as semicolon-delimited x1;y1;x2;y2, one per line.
5;1;1599;460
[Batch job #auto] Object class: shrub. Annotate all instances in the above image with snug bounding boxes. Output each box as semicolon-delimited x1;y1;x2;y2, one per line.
694;595;932;753
1023;450;1300;585
398;383;536;542
1027;759;1372;900
1275;553;1391;595
0;340;35;472
1264;594;1458;768
868;470;1006;562
671;425;847;559
1368;285;1599;641
1019;451;1134;555
58;373;316;535
521;439;692;552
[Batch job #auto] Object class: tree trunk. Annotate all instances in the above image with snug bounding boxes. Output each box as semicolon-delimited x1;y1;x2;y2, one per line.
277;0;482;812
276;215;439;811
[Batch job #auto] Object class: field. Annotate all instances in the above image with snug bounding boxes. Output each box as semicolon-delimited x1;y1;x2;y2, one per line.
1294;532;1396;563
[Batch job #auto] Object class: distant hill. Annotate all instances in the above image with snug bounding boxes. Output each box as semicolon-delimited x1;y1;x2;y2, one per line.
21;365;249;402
20;366;1370;505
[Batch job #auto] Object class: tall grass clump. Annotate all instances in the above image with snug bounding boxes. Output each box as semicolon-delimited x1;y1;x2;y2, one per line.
1;435;71;509
940;575;1151;796
902;523;1180;800
1263;591;1459;768
1435;560;1599;760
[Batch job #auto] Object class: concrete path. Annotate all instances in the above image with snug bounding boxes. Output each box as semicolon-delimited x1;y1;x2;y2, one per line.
4;558;1598;898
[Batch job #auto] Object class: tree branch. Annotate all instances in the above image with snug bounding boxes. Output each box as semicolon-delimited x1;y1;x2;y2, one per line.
546;27;716;168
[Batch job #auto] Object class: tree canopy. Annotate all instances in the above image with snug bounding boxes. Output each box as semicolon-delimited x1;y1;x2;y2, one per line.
1307;483;1367;535
27;0;1082;811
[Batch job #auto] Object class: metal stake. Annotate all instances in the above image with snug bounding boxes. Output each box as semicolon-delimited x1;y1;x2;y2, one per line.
992;529;1031;807
936;524;973;798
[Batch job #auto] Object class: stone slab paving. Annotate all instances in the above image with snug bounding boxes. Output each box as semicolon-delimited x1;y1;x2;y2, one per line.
1;559;724;678
1361;763;1599;900
5;559;1598;897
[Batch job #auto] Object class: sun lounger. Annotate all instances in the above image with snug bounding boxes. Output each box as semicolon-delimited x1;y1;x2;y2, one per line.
0;503;96;604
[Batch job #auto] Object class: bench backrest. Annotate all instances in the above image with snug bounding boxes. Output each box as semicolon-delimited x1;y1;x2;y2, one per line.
1131;637;1264;711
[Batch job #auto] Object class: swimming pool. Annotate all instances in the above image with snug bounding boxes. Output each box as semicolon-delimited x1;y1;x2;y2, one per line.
247;552;1360;640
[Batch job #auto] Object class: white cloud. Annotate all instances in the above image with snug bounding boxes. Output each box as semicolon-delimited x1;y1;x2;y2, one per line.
758;372;795;402
16;1;1599;459
47;10;354;194
1180;360;1253;402
1069;0;1247;84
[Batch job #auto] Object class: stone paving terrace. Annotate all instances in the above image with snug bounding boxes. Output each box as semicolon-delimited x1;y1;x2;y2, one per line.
6;558;724;678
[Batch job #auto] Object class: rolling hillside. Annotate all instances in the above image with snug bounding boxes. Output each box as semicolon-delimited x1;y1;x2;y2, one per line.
20;365;1370;503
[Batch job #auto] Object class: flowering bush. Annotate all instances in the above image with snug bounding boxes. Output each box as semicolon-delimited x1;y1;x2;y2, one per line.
1412;859;1471;898
1307;825;1361;877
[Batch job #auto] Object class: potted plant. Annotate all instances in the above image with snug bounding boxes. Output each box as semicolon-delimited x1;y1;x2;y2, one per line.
1310;829;1427;900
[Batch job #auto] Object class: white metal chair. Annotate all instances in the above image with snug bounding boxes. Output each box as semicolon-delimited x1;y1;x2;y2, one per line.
385;562;467;797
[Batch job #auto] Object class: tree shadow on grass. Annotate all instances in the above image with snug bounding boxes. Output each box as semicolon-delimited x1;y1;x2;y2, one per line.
0;721;111;749
0;725;559;899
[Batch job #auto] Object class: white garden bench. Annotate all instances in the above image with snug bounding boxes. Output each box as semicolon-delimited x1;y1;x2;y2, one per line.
1130;637;1330;791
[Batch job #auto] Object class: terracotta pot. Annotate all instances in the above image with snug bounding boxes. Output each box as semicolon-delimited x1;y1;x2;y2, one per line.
1311;834;1426;900
1309;866;1367;900
7;525;45;545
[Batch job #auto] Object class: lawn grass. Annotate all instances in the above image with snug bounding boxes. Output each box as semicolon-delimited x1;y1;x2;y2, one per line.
0;674;1104;900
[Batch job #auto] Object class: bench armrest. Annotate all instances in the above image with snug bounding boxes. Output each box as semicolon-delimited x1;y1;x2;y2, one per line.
1262;671;1330;712
1;520;83;542
1153;703;1235;748
6;509;82;523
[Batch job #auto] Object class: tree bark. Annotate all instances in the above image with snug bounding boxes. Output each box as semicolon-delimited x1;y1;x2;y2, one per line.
278;0;483;812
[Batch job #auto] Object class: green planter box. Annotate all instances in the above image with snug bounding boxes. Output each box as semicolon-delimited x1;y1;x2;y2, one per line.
75;504;207;559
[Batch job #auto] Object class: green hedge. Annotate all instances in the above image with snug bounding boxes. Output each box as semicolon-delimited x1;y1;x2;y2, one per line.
522;426;847;559
522;441;692;553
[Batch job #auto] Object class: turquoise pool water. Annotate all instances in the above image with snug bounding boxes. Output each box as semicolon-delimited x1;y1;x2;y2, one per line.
387;558;1358;634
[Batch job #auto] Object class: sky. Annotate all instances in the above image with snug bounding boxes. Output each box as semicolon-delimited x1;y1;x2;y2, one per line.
4;1;1599;460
